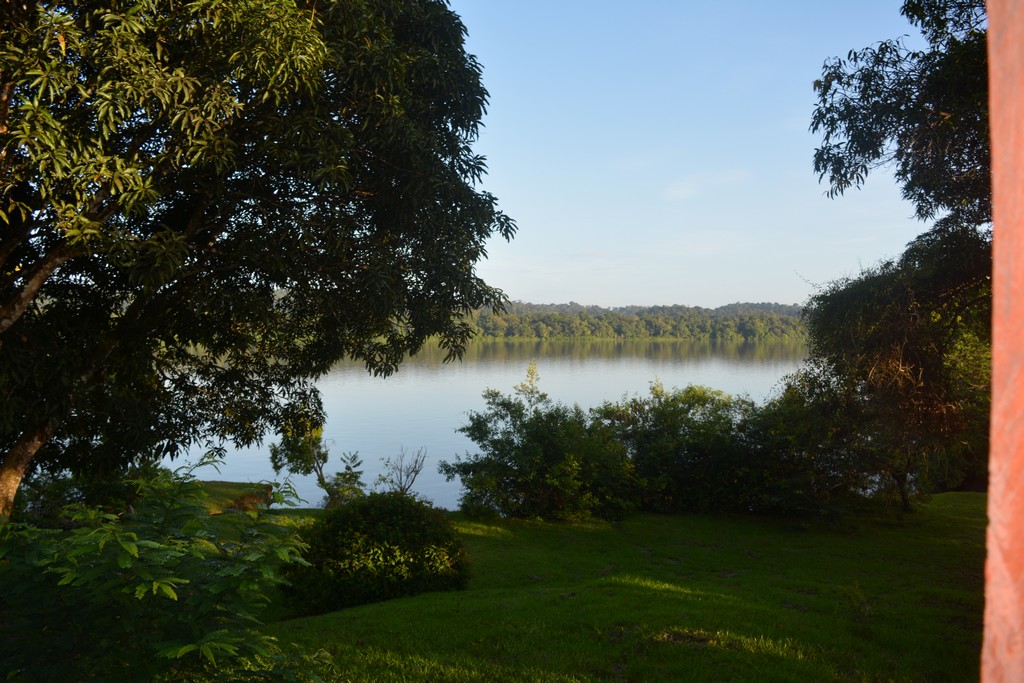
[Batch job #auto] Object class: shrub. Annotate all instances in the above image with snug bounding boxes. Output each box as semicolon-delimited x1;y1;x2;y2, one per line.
595;382;754;513
318;451;367;508
283;492;469;614
439;362;638;521
737;368;878;516
0;457;311;682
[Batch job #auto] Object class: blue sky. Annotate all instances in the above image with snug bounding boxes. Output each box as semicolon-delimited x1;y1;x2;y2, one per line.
448;1;931;308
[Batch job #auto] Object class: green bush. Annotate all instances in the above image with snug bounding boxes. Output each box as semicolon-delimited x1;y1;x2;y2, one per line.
738;368;881;517
284;492;469;614
0;458;313;682
439;363;638;521
595;382;753;513
445;364;920;522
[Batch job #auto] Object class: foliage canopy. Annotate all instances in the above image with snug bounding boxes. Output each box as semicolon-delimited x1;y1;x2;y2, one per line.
811;0;989;227
0;0;514;518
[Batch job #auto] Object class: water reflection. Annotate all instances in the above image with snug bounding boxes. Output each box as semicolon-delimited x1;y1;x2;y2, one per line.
342;339;807;366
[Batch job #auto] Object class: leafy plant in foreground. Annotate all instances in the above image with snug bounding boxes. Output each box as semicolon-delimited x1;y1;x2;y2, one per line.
738;367;873;516
0;457;311;681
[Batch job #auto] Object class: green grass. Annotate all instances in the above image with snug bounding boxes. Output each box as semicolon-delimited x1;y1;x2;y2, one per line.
264;493;985;682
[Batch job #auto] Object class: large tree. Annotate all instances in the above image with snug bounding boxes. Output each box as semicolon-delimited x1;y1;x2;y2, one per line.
803;226;991;509
806;0;991;507
0;0;515;518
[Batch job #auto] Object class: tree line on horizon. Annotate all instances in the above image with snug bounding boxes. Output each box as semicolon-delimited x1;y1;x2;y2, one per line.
468;301;807;343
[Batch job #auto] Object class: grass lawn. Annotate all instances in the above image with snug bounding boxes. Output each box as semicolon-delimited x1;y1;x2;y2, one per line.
265;493;985;682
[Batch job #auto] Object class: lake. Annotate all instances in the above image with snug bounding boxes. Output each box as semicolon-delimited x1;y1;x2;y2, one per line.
194;340;806;510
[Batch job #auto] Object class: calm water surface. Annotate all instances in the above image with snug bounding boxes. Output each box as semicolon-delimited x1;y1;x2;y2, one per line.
196;340;806;509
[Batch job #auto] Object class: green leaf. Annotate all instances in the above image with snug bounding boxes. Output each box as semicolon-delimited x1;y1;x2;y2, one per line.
154;581;179;600
118;539;139;558
155;642;199;659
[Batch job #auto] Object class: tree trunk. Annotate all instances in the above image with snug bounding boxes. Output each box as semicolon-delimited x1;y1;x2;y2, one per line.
0;419;59;521
893;470;913;512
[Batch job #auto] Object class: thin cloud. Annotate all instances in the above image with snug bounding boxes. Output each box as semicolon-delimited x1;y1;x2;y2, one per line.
663;169;751;201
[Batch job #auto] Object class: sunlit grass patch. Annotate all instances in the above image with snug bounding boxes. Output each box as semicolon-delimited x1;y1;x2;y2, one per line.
652;627;813;661
451;519;514;538
602;574;733;602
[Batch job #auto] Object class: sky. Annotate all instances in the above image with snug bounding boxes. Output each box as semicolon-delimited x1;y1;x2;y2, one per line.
447;0;932;309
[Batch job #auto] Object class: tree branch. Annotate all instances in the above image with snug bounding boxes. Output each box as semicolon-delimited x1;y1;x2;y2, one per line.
0;240;77;335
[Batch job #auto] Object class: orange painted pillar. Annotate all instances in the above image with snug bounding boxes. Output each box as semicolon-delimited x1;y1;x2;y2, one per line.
984;1;1024;681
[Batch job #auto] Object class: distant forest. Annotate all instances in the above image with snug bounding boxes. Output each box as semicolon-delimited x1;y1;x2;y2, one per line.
469;302;807;343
